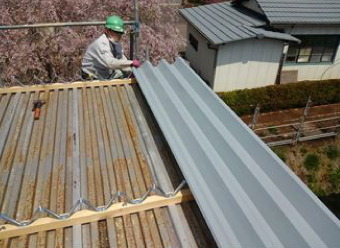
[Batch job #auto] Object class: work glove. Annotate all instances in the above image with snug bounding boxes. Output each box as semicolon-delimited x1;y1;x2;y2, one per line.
131;59;141;68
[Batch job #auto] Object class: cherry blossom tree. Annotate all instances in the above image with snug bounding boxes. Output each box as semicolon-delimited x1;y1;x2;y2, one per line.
0;0;184;85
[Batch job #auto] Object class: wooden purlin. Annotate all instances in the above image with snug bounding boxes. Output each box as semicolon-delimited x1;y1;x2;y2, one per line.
0;79;135;94
0;189;193;240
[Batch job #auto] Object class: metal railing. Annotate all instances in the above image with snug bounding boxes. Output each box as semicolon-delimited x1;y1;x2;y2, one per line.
248;99;340;147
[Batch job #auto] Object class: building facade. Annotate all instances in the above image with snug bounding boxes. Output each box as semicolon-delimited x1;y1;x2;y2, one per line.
180;0;340;92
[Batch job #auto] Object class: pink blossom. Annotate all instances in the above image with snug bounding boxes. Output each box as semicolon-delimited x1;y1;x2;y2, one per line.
0;0;184;85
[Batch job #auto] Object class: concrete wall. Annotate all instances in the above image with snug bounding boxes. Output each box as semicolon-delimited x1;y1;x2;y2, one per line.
185;24;217;87
214;38;284;92
281;25;340;81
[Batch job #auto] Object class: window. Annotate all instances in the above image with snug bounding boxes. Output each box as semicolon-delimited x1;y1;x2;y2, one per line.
285;36;339;63
189;33;198;51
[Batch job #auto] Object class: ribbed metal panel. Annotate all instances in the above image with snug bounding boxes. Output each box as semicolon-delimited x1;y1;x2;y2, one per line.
256;0;340;25
133;58;340;248
180;2;299;45
0;82;215;247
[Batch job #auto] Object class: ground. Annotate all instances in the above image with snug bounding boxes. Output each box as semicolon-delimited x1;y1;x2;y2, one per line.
240;103;340;197
272;137;340;197
245;105;340;218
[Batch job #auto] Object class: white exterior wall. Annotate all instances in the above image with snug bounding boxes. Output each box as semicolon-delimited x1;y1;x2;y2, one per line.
185;25;216;86
281;25;340;81
282;26;340;35
214;38;284;92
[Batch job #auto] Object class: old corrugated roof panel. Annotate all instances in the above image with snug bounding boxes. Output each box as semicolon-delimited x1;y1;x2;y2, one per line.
180;2;299;45
133;58;340;248
0;81;216;247
240;0;340;25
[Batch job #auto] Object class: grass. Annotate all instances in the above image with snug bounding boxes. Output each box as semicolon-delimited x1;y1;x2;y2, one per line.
300;147;307;155
329;169;340;188
325;145;339;160
272;147;287;162
303;154;320;171
266;135;340;196
268;125;278;135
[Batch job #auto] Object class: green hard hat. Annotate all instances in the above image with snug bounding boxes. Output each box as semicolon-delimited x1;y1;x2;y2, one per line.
105;15;125;33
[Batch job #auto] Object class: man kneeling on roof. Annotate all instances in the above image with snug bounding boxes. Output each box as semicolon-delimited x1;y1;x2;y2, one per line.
81;15;140;80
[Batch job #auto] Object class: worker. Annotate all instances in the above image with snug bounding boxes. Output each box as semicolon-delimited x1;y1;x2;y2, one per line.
81;15;140;80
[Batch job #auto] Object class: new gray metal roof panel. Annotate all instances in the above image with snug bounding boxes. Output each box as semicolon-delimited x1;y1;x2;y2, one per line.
180;2;298;45
255;0;340;25
133;58;340;247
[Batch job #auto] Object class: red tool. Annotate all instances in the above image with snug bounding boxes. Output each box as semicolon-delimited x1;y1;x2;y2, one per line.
32;100;46;120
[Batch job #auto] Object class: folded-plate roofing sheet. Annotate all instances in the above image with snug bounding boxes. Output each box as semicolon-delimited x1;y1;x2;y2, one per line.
0;81;215;247
133;58;340;248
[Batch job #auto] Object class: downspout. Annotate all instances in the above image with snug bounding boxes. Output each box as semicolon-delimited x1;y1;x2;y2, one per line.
275;25;296;85
275;42;286;85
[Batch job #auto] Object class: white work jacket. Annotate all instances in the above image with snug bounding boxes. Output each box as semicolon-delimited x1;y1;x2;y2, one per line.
81;34;132;79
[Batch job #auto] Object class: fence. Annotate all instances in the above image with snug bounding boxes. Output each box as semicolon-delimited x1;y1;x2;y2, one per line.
248;98;340;147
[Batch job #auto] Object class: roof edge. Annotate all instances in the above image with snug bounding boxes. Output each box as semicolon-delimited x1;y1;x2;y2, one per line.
0;79;134;94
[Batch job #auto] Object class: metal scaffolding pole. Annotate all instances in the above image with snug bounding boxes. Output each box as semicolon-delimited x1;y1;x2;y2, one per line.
294;96;312;145
0;21;135;30
145;46;150;61
134;0;140;59
0;67;3;88
250;104;261;130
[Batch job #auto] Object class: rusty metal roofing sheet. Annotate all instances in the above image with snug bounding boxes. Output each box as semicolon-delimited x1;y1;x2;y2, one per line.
133;58;340;248
0;81;216;247
180;2;299;45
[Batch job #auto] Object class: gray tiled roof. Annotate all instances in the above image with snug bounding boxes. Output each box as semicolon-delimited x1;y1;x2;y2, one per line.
180;2;299;45
237;0;340;25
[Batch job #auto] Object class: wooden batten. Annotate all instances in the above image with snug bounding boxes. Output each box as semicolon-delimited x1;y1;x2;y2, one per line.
0;189;193;240
0;79;136;94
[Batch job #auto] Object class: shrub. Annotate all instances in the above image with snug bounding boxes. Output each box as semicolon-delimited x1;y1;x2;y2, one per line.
325;145;339;160
217;79;340;116
304;154;320;171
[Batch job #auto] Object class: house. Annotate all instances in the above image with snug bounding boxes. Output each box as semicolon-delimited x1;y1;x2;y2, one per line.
180;0;340;92
0;59;340;247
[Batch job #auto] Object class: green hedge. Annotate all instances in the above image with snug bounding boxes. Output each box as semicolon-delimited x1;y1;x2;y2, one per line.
217;79;340;116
